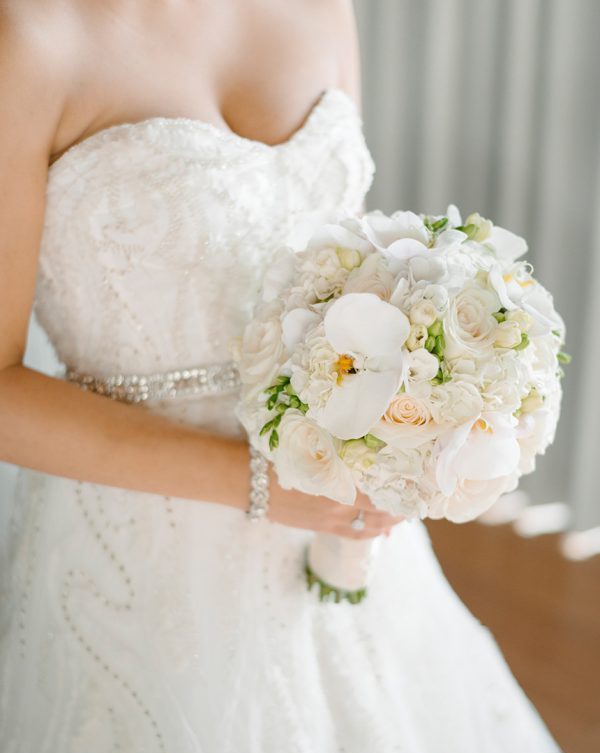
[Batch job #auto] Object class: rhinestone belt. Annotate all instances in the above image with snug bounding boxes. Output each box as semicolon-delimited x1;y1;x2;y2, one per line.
64;361;241;403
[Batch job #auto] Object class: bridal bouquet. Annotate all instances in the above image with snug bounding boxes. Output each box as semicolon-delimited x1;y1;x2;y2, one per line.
232;206;569;602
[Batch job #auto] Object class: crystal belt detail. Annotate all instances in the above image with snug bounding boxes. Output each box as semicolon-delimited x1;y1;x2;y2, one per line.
64;361;241;403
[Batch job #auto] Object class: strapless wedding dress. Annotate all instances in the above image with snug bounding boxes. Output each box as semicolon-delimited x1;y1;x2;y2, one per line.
0;88;563;752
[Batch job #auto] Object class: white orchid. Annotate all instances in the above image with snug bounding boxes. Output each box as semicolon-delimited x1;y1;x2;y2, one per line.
435;412;521;497
316;292;410;440
488;262;566;337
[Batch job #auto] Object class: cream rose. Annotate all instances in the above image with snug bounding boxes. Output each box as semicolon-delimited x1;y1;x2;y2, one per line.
445;285;499;357
370;393;441;449
385;393;431;426
273;411;356;504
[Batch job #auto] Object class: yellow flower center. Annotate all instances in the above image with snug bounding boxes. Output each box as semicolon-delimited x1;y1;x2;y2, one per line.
474;418;493;434
503;273;534;288
335;354;355;385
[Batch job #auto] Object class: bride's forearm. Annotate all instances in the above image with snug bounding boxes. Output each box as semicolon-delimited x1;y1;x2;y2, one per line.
0;364;249;510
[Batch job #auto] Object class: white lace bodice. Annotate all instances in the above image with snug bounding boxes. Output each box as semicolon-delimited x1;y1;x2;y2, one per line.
35;88;375;381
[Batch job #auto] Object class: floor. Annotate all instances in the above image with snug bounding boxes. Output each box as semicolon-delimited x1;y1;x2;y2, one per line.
425;519;600;753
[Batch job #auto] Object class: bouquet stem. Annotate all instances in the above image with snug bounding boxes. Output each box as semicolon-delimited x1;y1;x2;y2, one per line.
304;532;382;604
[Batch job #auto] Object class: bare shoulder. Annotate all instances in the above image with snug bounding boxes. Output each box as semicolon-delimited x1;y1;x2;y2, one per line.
0;0;80;160
308;0;362;111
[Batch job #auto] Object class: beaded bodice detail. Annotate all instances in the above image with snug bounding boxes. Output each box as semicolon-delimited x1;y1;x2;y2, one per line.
34;88;375;383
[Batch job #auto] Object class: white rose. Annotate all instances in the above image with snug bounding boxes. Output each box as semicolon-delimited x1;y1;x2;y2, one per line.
409;300;438;327
236;301;285;398
429;381;483;424
493;320;522;349
406;323;428;351
445;285;500;358
273;411;356;504
343;252;395;300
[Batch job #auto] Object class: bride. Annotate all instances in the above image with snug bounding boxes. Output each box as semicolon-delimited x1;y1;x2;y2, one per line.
0;0;563;751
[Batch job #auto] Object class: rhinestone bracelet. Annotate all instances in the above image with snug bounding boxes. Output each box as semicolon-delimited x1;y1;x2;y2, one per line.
247;445;270;522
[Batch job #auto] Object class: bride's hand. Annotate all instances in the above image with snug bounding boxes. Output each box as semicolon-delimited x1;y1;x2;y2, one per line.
266;467;405;540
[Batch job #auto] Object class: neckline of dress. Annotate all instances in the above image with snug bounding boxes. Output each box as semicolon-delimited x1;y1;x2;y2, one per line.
47;86;356;176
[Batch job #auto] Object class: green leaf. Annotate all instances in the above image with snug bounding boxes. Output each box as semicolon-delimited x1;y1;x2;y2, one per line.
492;311;506;323
428;320;443;337
269;430;279;451
456;223;478;240
557;351;572;364
259;419;273;436
275;375;291;386
364;433;386;450
425;335;436;352
289;395;301;409
266;393;278;410
431;217;448;232
275;401;287;414
434;334;445;357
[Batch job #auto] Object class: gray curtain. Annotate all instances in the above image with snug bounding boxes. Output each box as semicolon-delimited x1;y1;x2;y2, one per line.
354;0;600;529
1;1;599;532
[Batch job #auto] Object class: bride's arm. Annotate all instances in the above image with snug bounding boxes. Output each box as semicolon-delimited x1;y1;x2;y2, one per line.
0;12;401;539
0;19;251;510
